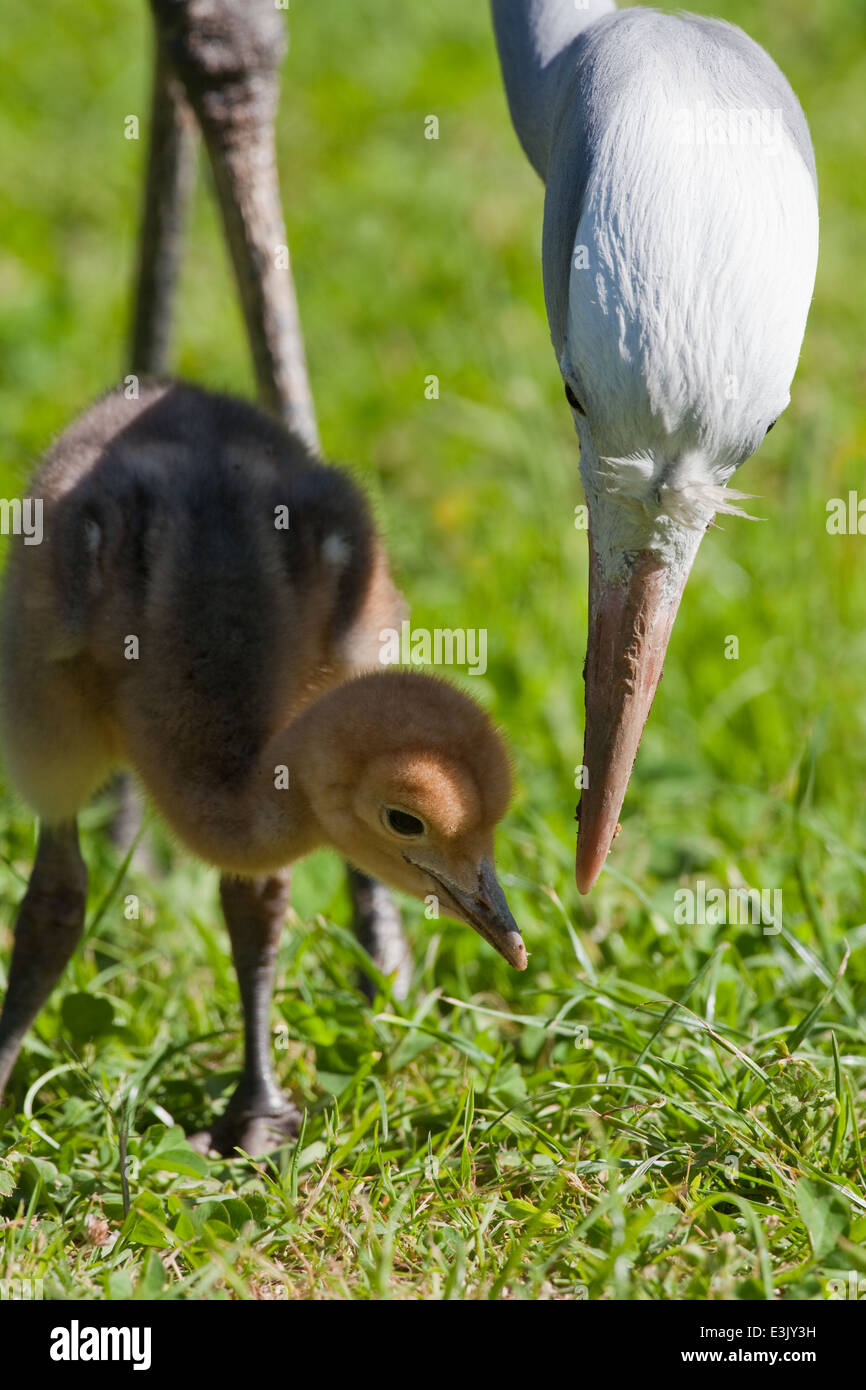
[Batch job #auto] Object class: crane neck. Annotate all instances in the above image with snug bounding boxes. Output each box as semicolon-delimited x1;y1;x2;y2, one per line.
491;0;615;178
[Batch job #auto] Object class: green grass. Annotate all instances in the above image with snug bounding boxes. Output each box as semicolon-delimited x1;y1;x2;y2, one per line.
1;0;865;1300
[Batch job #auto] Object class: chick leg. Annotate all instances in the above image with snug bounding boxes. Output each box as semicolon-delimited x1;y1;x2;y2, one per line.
0;822;87;1102
348;869;412;1002
189;869;300;1157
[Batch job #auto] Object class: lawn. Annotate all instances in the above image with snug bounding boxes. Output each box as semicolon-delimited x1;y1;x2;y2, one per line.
0;0;864;1300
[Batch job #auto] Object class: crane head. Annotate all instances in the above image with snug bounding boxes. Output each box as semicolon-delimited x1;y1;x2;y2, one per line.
491;5;821;891
551;33;818;892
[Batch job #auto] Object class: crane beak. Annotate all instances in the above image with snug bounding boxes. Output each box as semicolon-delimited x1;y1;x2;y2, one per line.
423;858;527;970
575;523;692;894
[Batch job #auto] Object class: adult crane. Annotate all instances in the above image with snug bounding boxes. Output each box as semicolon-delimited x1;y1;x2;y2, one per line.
491;1;818;891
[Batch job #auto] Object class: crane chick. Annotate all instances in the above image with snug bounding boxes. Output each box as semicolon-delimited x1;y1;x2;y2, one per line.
0;382;525;1155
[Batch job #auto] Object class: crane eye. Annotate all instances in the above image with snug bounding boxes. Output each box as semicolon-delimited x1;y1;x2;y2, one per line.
383;807;426;837
564;382;585;415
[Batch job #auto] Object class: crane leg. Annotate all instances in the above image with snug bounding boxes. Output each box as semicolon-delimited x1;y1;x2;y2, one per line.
188;869;300;1157
130;35;198;377
112;24;200;862
150;0;318;451
153;0;411;994
0;823;87;1103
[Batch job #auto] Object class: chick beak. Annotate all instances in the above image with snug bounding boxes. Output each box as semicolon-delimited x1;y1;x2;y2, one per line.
424;857;527;970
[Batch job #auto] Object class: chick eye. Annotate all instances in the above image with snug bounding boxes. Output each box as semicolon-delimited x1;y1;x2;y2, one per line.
383;807;426;837
564;382;585;415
